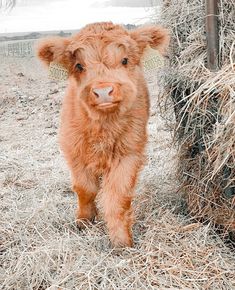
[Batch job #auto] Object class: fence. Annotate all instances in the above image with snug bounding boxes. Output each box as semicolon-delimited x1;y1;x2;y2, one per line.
0;39;35;57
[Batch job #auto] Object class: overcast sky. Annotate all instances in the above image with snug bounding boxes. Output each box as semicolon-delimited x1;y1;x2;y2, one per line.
0;0;160;34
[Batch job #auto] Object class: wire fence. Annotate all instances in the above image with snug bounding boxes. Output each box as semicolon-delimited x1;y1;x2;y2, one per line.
0;39;35;57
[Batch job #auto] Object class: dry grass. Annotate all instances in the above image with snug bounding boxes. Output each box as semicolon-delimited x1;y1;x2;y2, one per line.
0;54;235;289
157;0;235;238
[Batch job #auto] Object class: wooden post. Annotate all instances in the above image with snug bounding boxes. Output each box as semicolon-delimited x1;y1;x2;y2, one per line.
205;0;220;71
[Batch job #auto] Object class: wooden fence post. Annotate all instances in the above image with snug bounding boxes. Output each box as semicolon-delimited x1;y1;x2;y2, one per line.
205;0;220;71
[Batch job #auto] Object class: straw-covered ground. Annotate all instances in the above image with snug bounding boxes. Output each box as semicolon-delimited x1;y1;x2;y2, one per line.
1;55;235;289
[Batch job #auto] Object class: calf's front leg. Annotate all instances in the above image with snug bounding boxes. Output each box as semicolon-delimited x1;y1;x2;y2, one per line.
71;167;98;228
98;155;142;247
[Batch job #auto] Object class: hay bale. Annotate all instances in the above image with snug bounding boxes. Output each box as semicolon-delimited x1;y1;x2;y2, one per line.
160;0;235;239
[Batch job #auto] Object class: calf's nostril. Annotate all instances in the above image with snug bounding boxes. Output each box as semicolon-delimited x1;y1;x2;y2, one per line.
93;91;99;98
108;88;113;96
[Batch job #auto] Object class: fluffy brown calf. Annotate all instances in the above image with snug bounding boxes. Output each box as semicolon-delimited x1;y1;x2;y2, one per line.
37;22;169;247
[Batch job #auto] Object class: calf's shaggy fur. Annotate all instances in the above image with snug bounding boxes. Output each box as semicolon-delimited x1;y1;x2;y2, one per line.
37;22;169;247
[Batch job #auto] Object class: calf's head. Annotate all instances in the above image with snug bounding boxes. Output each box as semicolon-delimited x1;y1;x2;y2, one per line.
37;22;169;117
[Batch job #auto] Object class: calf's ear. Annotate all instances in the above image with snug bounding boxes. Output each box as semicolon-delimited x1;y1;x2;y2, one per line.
36;37;72;68
130;26;170;55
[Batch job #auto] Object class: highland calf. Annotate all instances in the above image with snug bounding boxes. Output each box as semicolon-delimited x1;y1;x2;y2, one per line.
37;22;169;247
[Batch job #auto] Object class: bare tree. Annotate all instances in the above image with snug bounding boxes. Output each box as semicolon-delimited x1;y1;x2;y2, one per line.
0;0;16;10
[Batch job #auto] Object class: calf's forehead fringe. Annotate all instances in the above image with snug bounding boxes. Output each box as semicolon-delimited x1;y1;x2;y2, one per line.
78;21;128;35
68;24;132;54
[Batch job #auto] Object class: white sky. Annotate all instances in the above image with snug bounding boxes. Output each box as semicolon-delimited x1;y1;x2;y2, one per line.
0;0;154;34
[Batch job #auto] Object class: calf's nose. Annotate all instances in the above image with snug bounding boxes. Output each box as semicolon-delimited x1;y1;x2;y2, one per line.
92;86;113;103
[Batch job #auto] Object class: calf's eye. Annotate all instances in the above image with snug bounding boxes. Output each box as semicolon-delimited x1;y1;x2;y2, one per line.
122;58;128;65
75;63;84;72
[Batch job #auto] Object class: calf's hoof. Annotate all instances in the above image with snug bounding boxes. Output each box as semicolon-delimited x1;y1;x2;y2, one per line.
76;204;97;229
110;231;133;248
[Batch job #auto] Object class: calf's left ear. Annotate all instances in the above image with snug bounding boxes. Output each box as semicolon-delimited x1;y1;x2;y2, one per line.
130;26;170;55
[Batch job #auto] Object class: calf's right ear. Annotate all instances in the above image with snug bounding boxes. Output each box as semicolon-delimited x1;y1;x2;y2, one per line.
36;37;72;68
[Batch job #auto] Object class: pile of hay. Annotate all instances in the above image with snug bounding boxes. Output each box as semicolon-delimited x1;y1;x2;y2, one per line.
159;0;235;240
